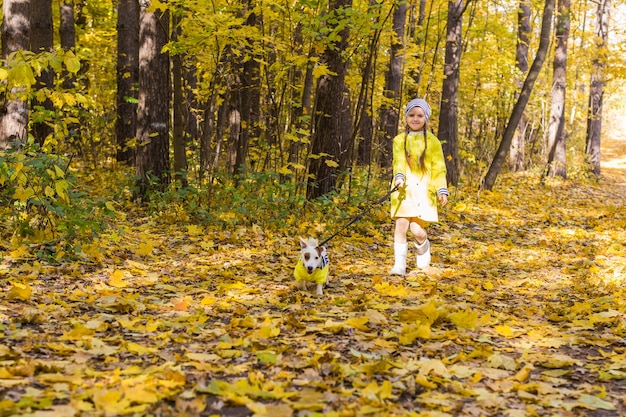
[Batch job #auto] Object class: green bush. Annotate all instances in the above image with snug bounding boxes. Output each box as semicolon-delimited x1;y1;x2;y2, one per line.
0;140;114;261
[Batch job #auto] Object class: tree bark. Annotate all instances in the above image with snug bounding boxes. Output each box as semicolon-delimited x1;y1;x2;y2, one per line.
481;0;554;191
172;14;188;187
0;0;30;149
509;0;531;171
287;22;314;189
378;1;405;168
355;0;387;167
546;0;570;179
115;0;139;165
59;0;76;89
585;0;610;177
135;1;170;197
307;0;353;199
234;1;261;183
439;0;465;187
30;0;54;147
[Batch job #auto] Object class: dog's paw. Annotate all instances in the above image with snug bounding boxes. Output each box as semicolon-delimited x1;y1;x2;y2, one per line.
316;284;323;296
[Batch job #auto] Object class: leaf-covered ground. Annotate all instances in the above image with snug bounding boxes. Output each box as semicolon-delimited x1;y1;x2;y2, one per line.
1;134;625;417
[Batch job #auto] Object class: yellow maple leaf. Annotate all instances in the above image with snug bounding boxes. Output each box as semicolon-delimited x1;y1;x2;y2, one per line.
415;374;438;389
495;324;515;338
360;379;394;401
126;342;158;355
173;296;192;311
109;269;128;288
123;385;159;404
136;241;154;256
186;224;203;236
257;324;281;339
511;363;534;382
398;302;439;325
374;282;408;296
92;390;131;413
345;316;370;331
399;323;431;344
247;402;293;417
8;283;32;301
449;308;479;329
365;309;388;325
200;296;217;306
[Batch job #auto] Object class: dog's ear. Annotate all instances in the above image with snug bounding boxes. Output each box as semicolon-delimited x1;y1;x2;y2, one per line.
299;236;307;248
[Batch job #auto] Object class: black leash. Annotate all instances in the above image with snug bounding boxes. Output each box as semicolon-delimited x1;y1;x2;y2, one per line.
319;185;399;247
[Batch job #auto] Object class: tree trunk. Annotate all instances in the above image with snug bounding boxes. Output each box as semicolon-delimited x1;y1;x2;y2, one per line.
439;0;465;187
355;0;386;167
287;22;314;189
135;1;170;197
585;0;610;177
59;0;76;89
184;66;199;143
115;0;139;165
481;0;554;191
378;1;405;168
172;14;188;187
307;0;353;199
30;0;54;147
546;0;570;179
509;0;531;171
0;0;30;149
234;3;261;182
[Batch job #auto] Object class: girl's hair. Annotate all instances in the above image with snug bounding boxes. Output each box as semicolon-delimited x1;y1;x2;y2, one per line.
404;122;428;173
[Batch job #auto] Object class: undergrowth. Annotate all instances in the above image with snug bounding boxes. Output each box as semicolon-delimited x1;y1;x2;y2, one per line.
0;142;114;262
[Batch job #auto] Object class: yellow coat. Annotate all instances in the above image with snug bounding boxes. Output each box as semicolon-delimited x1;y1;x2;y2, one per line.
294;259;329;285
390;131;448;222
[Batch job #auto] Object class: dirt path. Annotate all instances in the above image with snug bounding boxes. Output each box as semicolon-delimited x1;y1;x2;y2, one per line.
602;141;626;193
601;111;626;189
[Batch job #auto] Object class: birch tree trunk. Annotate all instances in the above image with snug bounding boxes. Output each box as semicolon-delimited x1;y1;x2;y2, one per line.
546;0;571;179
509;0;530;171
0;0;30;149
585;0;610;177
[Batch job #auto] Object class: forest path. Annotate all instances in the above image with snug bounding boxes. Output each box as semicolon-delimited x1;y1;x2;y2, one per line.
601;117;626;189
1;122;626;416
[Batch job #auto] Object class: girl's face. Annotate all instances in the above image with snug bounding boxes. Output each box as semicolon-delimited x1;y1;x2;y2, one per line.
407;106;426;132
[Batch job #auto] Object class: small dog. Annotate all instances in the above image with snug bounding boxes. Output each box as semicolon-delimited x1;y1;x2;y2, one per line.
294;237;330;295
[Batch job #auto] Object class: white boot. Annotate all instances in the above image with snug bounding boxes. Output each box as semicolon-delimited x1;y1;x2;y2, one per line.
415;239;431;269
389;243;408;275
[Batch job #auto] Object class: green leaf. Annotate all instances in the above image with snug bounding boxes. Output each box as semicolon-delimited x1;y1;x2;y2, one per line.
64;55;81;74
578;394;616;410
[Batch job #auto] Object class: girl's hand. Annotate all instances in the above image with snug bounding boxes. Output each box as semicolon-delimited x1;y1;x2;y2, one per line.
395;179;405;188
438;194;448;207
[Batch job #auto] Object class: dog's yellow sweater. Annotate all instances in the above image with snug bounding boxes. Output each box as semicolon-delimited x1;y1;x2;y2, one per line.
294;258;329;285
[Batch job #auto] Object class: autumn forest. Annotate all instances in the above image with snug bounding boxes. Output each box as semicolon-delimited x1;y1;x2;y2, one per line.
1;0;626;415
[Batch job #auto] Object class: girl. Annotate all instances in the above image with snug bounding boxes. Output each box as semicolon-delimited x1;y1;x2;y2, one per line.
389;98;448;275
